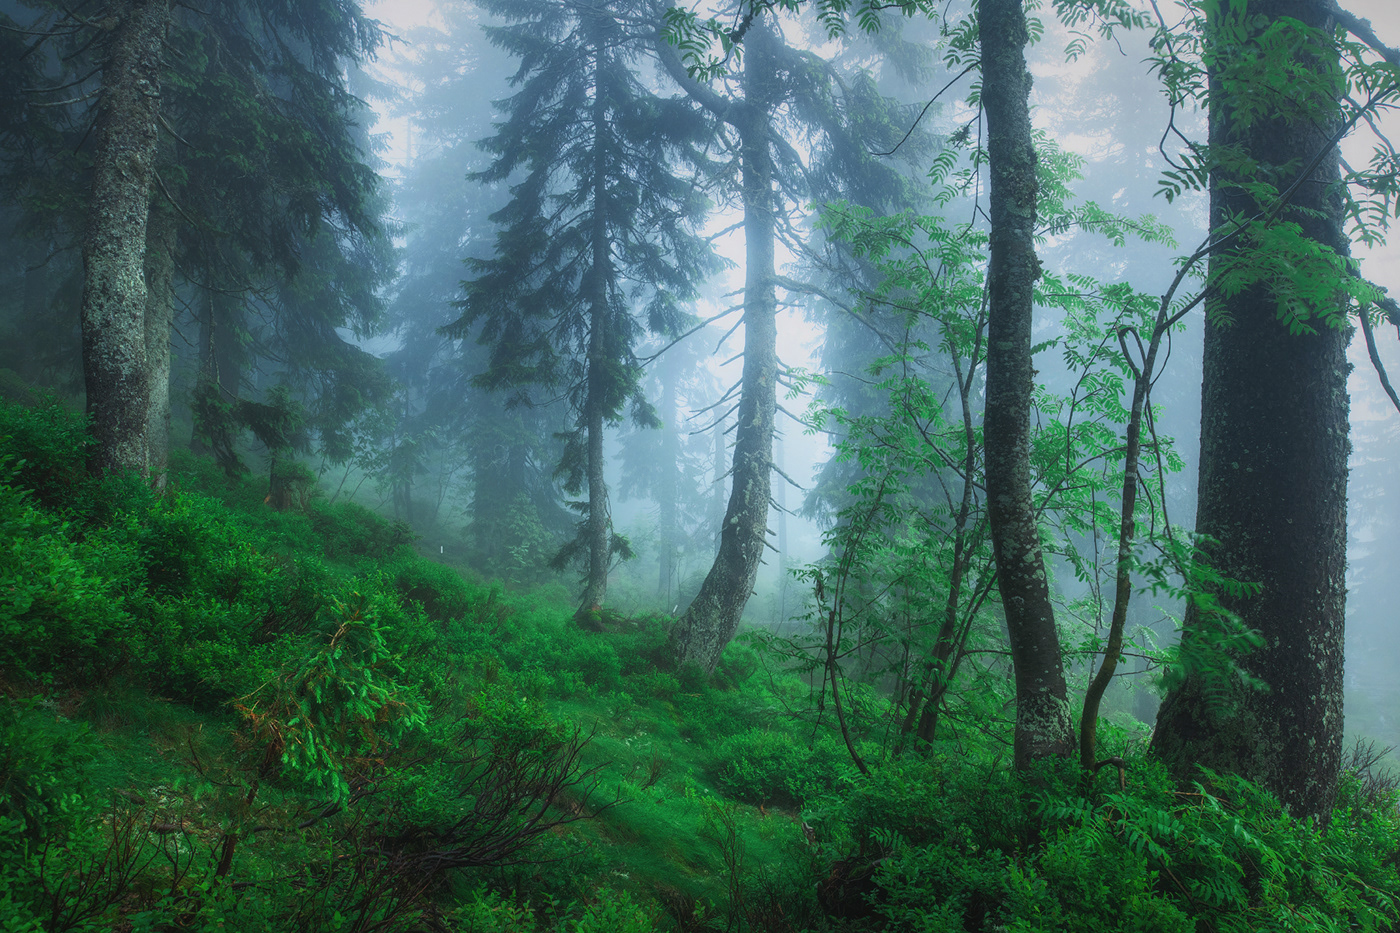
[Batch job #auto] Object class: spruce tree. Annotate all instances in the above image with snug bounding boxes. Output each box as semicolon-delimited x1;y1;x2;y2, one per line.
1151;0;1351;820
451;0;719;619
0;0;393;477
656;8;921;672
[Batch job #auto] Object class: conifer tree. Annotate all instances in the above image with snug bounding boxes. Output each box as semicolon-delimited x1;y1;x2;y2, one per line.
1151;0;1351;820
451;0;719;619
0;0;392;477
656;8;919;672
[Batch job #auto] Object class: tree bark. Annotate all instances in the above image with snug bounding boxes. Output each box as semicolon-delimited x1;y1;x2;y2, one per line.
80;0;172;476
144;200;177;484
1152;0;1348;821
978;0;1073;768
660;22;781;672
711;415;726;545
578;32;614;619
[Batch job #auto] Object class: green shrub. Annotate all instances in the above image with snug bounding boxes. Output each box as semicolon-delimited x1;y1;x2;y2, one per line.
136;491;241;597
449;889;539;932
0;399;90;512
835;755;1400;933
237;586;426;803
387;555;477;625
310;499;414;561
714;640;761;689
570;888;658;932
565;638;623;695
712;729;853;807
0;699;96;853
0;479;138;682
614;615;673;676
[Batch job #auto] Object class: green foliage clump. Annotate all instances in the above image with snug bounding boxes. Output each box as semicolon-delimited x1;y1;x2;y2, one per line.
0;700;96;850
386;553;477;624
712;729;853;807
0;475;138;682
448;887;658;933
237;587;426;803
0;398;90;511
0;700;100;932
832;754;1400;933
310;498;415;562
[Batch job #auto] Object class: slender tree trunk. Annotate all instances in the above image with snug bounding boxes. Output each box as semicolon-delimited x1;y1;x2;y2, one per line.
578;34;613;618
144;200;177;484
80;0;172;476
670;28;779;672
579;394;609;615
775;432;788;620
978;0;1073;768
711;414;726;545
658;363;680;604
1151;0;1348;821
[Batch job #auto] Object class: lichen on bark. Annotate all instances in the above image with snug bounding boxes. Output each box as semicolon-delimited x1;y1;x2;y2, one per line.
80;0;173;476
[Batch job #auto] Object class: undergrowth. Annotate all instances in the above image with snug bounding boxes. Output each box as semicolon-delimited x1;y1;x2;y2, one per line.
1;398;1398;932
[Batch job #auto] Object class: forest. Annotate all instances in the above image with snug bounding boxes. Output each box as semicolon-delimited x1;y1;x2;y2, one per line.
3;0;1400;929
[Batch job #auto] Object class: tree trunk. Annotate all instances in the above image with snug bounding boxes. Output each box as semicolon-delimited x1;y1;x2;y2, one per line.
578;34;613;619
658;362;680;604
775;432;788;620
1151;0;1348;821
711;414;726;545
669;27;780;672
978;0;1073;768
144;200;177;484
80;0;172;476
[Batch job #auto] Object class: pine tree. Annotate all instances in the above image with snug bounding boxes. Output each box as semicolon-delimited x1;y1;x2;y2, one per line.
451;0;719;619
0;0;393;478
79;0;174;476
656;8;921;672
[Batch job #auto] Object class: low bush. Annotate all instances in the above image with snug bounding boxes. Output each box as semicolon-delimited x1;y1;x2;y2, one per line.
828;754;1400;933
0;398;90;512
0;477;139;683
310;498;415;561
0;699;97;851
387;554;477;625
711;728;853;808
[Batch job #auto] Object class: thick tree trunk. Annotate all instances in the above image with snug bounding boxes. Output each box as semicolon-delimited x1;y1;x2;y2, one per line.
670;29;779;672
978;0;1073;768
144;200;177;483
1152;0;1348;821
80;0;172;475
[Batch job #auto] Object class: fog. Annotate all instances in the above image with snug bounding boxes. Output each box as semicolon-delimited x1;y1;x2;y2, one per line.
2;0;1399;750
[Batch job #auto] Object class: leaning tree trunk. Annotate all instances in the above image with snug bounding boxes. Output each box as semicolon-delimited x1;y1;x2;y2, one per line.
1151;0;1348;821
144;199;177;484
978;0;1073;769
80;0;172;476
670;30;779;672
